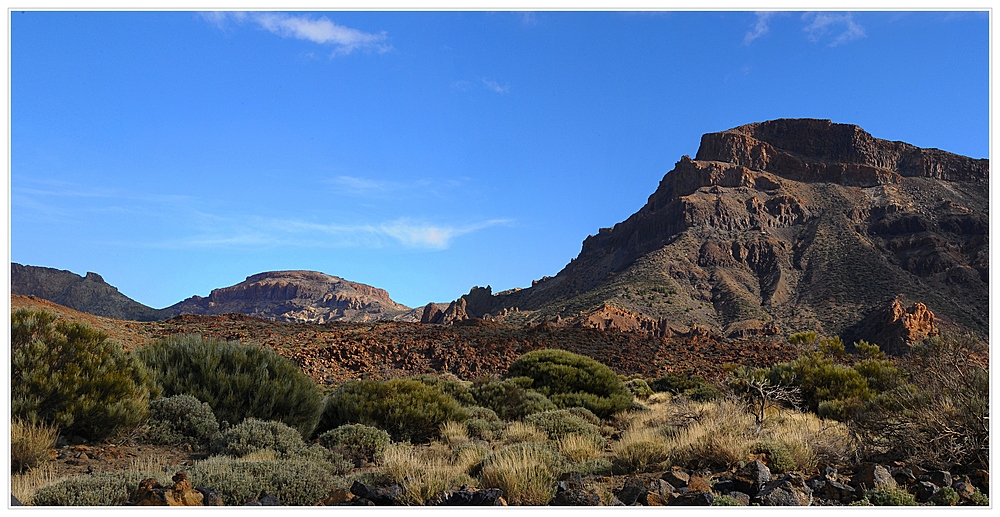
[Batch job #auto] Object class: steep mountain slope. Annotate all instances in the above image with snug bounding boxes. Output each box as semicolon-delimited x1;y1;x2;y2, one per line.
457;119;988;342
162;270;415;323
11;263;165;321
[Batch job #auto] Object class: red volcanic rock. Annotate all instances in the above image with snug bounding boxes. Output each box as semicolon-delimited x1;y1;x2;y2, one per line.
845;294;939;356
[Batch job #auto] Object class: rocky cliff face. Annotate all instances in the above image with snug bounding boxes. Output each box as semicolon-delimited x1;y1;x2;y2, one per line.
446;119;987;353
163;270;414;323
11;263;165;321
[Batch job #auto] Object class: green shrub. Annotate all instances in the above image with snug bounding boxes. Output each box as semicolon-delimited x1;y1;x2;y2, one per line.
137;335;323;437
506;349;632;419
145;394;220;448
298;444;354;476
750;440;795;474
969;488;989;506
188;457;336;505
712;494;743;506
524;409;605;444
624;378;654;398
929;486;959;506
317;424;391;464
214;418;305;458
409;373;476;405
462;405;506;440
32;471;150;506
648;373;721;401
321;378;467;443
12;309;158;441
865;486;917;506
470;377;557;421
767;352;873;415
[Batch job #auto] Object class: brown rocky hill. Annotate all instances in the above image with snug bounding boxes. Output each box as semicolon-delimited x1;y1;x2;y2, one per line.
449;119;987;352
162;270;416;323
11;263;165;321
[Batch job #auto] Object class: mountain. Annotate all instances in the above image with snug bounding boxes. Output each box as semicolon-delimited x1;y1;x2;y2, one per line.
11;263;165;321
450;118;988;347
162;270;415;323
11;265;417;324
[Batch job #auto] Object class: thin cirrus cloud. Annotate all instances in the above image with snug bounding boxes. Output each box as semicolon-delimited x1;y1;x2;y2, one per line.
743;12;866;47
481;78;510;94
201;11;392;55
154;215;512;251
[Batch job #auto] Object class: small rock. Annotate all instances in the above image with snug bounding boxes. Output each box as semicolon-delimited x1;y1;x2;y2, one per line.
437;488;505;506
662;467;690;488
815;478;857;504
687;476;712;493
920;471;953;488
915;481;940;503
196;488;223;506
728;491;751;506
549;488;601;506
615;477;648;506
669;491;714;506
317;488;355;505
11;495;23;506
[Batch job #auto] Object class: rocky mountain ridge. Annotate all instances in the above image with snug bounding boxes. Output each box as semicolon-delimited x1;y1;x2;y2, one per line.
11;265;418;324
444;119;987;354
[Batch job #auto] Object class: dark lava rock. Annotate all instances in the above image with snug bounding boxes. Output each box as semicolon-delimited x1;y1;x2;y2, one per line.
734;460;771;495
438;488;505;506
669;491;714;506
756;472;813;506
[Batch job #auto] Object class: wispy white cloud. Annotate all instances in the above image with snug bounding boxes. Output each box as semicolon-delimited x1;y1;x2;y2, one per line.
203;11;391;55
326;175;396;195
169;217;512;251
744;12;775;45
518;12;538;26
482;78;510;94
802;12;866;47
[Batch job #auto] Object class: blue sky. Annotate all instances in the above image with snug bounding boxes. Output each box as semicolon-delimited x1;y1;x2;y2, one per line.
10;11;989;309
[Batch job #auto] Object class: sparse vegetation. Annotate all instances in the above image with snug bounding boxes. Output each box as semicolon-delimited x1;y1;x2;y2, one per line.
317;423;392;464
213;418;306;458
11;418;58;474
144;394;220;448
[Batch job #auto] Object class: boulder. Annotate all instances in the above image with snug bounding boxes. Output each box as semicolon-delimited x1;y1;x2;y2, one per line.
615;478;648;506
316;488;355;505
915;481;940;503
687;476;712;493
549;488;602;506
813;478;858;504
246;494;280;506
733;460;771;495
350;481;403;506
920;470;953;488
756;472;813;506
850;464;894;491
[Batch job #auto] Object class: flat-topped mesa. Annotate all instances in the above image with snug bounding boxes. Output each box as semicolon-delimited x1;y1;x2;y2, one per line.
695;118;988;186
210;271;398;307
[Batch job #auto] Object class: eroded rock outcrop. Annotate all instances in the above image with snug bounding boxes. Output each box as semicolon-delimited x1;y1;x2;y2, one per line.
844;294;939;355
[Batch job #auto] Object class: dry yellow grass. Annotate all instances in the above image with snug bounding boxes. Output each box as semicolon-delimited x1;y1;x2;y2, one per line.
440;421;470;446
610;426;670;473
479;446;555;505
11;463;61;505
501;421;548;444
11;418;58;473
377;442;475;505
558;432;605;463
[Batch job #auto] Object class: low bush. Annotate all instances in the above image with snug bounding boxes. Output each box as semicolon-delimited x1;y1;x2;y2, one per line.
750;440;795;474
524;409;605;443
12;309;158;441
213;418;305;458
469;377;556;421
463;406;506;441
11;418;57;474
298;444;354;476
624;378;654;399
145;394;220;448
712;494;743;506
409;373;476;405
969;489;989;506
137;335;323;437
506;350;632;418
929;486;959;506
317;423;391;465
188;457;336;505
648;373;721;401
865;486;917;506
322;378;468;443
32;471;151;506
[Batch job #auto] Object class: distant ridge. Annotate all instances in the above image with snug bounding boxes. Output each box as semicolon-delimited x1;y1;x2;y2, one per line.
11;263;165;321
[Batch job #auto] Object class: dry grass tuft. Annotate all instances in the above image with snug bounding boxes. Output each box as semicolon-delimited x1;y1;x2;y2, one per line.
558;432;605;463
11;463;62;505
501;421;548;444
440;421;470;446
479;445;555;505
11;418;58;473
611;426;670;473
